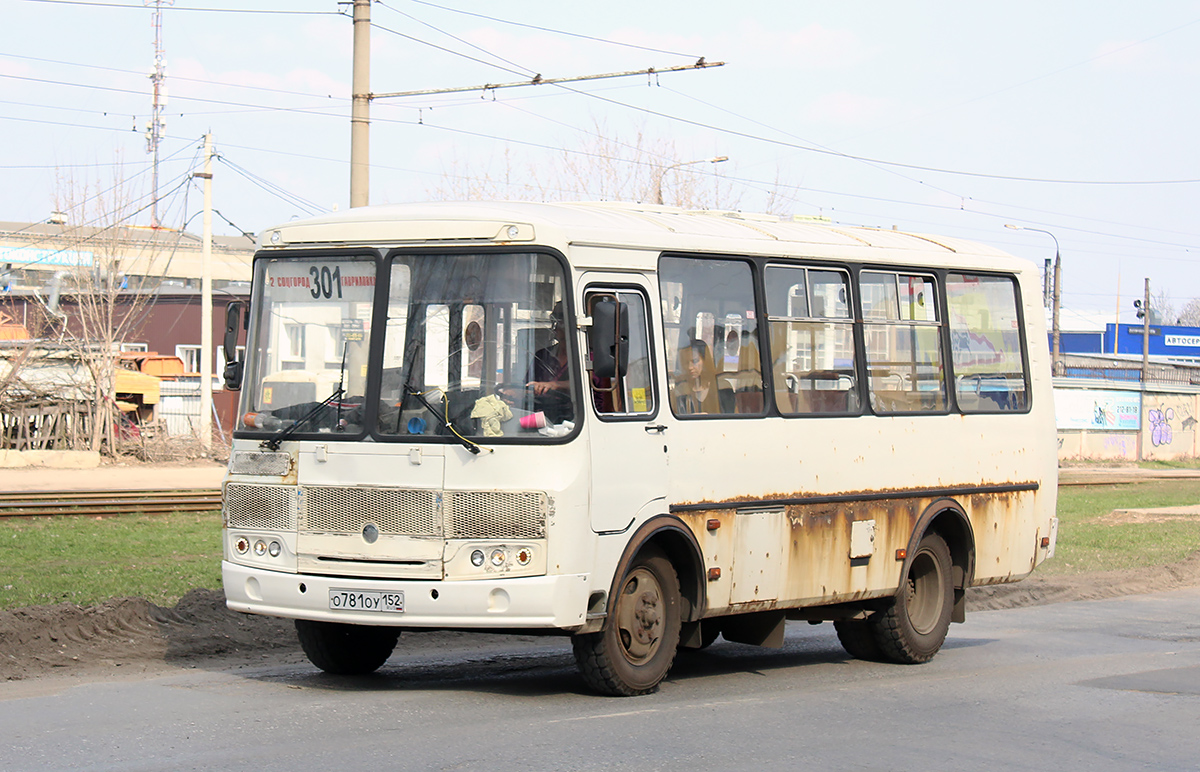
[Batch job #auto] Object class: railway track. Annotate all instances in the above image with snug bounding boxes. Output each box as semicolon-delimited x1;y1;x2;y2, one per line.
0;489;222;518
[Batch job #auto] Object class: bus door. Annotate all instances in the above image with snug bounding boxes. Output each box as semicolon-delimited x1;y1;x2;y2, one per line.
581;279;668;533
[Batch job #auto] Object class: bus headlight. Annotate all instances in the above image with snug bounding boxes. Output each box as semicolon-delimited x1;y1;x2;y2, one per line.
489;548;507;567
268;541;282;558
471;549;485;567
253;540;267;557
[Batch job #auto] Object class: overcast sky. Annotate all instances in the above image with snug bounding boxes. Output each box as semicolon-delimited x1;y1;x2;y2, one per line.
4;0;1199;327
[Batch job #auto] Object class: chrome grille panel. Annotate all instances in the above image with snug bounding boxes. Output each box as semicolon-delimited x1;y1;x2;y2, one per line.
224;483;296;530
302;486;442;537
445;490;547;539
229;450;292;477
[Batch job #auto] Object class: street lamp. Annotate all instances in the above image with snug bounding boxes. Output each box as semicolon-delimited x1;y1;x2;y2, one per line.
654;156;728;205
1006;224;1062;376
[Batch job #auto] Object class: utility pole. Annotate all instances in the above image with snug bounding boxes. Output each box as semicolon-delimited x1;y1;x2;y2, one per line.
145;0;173;226
1142;278;1151;384
349;0;371;208
1052;248;1062;376
197;134;214;451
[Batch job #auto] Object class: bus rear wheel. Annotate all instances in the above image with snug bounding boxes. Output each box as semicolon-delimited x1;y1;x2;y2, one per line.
295;620;400;675
874;532;953;664
573;547;681;696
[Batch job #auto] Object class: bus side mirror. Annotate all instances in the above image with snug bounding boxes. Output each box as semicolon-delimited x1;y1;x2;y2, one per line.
588;298;629;379
224;301;244;391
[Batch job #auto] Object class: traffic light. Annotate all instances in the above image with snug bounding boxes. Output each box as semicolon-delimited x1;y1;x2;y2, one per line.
1134;299;1146;320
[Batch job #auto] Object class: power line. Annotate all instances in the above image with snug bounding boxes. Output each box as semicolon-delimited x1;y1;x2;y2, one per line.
402;0;701;59
20;0;341;14
0;52;350;103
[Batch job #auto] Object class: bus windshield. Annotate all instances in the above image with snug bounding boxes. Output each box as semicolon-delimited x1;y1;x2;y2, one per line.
238;251;577;441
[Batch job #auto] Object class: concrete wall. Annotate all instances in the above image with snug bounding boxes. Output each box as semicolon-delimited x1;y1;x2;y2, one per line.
1055;380;1200;461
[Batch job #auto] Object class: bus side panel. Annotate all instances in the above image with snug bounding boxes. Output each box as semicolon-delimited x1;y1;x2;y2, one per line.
667;407;1056;616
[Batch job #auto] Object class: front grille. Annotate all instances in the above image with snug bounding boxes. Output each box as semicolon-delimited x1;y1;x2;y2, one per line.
302;486;442;537
445;490;547;539
225;483;549;540
224;483;296;530
229;450;291;477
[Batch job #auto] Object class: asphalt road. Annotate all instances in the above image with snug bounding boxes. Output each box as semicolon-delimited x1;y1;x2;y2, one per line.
4;587;1200;772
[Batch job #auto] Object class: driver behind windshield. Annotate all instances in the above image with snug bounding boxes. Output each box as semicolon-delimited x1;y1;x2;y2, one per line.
525;302;574;424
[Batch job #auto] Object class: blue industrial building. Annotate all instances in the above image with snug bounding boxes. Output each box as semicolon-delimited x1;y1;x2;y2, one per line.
1054;323;1200;362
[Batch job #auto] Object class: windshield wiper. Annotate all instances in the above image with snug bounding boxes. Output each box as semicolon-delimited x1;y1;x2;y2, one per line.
403;386;481;455
260;387;345;451
261;343;351;451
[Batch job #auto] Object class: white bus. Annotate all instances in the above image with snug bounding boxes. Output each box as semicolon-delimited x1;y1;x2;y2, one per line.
221;201;1058;696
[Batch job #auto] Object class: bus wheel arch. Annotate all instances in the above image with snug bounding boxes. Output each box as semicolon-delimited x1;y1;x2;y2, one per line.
909;499;975;623
869;501;975;665
572;517;704;695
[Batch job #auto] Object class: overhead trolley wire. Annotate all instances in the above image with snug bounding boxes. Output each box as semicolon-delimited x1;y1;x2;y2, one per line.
403;0;702;59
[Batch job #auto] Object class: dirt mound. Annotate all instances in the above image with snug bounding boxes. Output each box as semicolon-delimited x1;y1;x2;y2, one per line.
967;550;1200;611
5;555;1200;683
0;589;298;682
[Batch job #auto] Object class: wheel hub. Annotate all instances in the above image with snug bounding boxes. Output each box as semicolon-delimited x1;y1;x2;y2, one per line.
616;568;663;662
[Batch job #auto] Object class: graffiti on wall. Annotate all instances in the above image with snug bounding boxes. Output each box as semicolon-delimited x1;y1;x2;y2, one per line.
1146;396;1195;448
1148;407;1174;446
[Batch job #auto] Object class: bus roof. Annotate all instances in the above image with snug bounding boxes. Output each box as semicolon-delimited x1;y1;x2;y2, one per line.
259;201;1025;271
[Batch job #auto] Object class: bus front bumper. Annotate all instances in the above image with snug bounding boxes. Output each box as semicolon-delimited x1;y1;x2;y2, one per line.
222;561;591;630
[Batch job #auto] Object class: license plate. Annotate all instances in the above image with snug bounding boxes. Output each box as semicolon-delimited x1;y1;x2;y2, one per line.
328;588;405;613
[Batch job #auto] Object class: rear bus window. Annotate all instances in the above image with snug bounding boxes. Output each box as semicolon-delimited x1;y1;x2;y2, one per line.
946;273;1029;412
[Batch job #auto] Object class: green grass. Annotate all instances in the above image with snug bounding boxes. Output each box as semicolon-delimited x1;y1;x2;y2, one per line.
1040;479;1200;575
1;480;1198;610
1137;459;1200;470
0;511;222;611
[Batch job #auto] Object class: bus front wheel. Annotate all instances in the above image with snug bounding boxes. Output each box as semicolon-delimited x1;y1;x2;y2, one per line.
874;532;953;664
573;547;682;696
295;620;400;675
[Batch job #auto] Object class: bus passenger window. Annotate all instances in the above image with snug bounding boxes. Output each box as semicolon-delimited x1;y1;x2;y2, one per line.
764;265;858;415
947;273;1028;412
862;271;947;414
659;257;763;417
586;290;656;417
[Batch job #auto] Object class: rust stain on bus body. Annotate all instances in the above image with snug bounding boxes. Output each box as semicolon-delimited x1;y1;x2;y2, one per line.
675;483;1039;619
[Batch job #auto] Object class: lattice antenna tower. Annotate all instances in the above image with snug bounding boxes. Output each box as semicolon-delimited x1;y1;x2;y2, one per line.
145;0;173;227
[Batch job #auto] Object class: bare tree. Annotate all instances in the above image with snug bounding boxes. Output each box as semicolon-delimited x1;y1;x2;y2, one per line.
1152;288;1176;326
1180;297;1200;327
44;166;165;453
425;119;752;211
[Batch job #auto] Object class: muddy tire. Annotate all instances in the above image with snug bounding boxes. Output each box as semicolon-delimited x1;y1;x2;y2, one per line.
874;532;954;664
834;619;884;661
295;620;400;675
573;546;682;696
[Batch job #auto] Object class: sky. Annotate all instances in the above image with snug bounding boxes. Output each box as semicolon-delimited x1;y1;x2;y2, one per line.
3;0;1200;329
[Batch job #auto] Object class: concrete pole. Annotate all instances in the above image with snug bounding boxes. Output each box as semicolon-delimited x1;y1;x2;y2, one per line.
199;133;214;451
349;0;371;208
1142;278;1151;383
1051;249;1062;376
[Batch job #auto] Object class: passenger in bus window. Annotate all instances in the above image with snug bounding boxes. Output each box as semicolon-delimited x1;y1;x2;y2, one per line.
675;339;719;415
